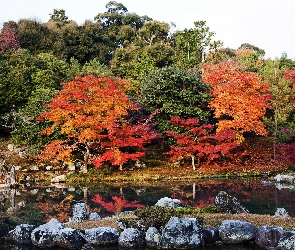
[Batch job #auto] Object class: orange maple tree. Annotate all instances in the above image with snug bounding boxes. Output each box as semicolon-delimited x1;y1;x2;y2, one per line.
37;76;157;171
165;116;239;170
202;62;270;139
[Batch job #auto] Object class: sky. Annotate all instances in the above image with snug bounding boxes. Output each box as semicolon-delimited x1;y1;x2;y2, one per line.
0;0;294;60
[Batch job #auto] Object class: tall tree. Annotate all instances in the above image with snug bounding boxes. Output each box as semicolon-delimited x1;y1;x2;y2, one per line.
172;21;223;69
203;62;270;140
141;66;212;134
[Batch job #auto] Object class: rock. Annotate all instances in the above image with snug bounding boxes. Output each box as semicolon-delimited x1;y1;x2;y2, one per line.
67;165;76;171
145;227;161;248
88;212;100;221
46;165;53;171
214;191;249;214
202;228;221;245
30;166;39;171
69;203;88;223
277;230;295;250
85;227;119;246
219;220;256;244
5;224;36;244
155;197;184;208
160;217;203;249
274;174;295;183
118;228;144;248
55;228;86;249
51;174;66;183
7;144;14;151
255;226;285;250
275;208;290;217
31;218;65;248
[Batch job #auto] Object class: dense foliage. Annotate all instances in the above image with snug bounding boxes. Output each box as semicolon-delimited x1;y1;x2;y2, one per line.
0;1;295;171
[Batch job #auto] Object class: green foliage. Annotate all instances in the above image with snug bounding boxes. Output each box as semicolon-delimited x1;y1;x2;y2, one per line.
141;66;212;133
10;88;60;154
172;20;223;69
134;205;207;230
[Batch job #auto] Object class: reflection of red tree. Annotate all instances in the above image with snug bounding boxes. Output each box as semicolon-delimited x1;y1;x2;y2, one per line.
92;195;145;214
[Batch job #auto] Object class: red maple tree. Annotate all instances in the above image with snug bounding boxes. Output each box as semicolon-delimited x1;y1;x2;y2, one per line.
165;116;239;170
0;27;20;53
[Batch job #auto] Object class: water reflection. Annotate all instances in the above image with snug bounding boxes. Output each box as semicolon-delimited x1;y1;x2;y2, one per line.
0;178;294;224
2;178;290;249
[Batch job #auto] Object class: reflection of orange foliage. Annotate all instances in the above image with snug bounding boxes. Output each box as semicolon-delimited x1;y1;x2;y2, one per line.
92;194;145;214
36;201;71;223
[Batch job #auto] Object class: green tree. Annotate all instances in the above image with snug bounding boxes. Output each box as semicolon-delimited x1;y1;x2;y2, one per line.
260;59;295;158
172;21;223;69
141;66;212;134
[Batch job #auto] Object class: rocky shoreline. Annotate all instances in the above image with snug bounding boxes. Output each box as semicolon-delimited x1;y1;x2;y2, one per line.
4;194;295;250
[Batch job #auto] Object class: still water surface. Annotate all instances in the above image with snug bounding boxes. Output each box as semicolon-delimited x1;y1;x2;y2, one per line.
1;178;294;249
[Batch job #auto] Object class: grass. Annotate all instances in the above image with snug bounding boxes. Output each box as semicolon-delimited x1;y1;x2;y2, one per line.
66;212;295;231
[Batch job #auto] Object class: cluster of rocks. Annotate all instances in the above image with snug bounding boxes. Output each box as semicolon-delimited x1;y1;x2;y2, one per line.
5;195;295;249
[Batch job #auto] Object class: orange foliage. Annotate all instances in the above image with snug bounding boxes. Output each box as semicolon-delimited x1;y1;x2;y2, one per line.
202;62;270;136
37;76;157;169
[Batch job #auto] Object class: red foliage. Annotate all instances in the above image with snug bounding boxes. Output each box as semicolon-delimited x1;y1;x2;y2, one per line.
165;116;239;169
92;194;145;214
284;70;295;87
0;27;20;52
38;76;158;170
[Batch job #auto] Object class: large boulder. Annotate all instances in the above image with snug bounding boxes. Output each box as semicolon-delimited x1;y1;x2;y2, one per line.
69;202;88;223
255;226;285;250
275;208;290;217
85;227;119;246
5;224;36;244
145;227;161;248
219;220;256;244
118;228;145;248
277;230;295;250
160;217;203;249
55;228;86;249
155;197;183;208
214;191;249;214
202;227;221;245
31;218;65;248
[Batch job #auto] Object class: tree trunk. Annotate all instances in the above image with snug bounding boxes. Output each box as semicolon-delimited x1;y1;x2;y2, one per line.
191;155;196;171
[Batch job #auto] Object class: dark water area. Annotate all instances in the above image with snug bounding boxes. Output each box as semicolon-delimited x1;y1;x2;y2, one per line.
0;178;293;249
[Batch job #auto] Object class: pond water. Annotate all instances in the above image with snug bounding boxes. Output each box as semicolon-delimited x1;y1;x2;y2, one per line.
1;177;294;249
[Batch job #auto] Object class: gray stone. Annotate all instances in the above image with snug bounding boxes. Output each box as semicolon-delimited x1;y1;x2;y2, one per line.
31;218;65;248
89;212;101;221
145;227;161;248
275;208;290;217
155;197;183;208
85;227;119;245
277;230;295;250
214;191;249;214
55;228;86;249
202;228;221;244
69;203;88;223
118;228;144;248
51;174;66;183
255;226;285;250
219;220;256;244
274;174;295;183
30;166;39;171
160;217;202;249
5;224;36;244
